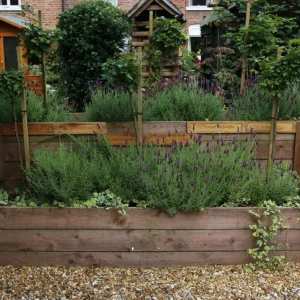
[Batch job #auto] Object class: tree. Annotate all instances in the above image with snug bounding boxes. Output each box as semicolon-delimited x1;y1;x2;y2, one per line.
57;0;131;108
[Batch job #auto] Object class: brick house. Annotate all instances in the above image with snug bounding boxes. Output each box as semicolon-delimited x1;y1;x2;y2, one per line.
0;0;212;53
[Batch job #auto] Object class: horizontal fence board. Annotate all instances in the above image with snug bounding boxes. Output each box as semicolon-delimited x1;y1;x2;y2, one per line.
0;229;255;252
1;123;107;136
3;162;22;181
1;229;299;252
2;133;295;144
256;141;294;159
1;251;300;267
1;208;299;230
187;121;297;134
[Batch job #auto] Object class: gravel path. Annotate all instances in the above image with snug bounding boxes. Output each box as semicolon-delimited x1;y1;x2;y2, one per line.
0;264;300;299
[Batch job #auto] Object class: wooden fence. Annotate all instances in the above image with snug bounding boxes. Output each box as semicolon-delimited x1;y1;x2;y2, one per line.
1;121;300;193
0;207;299;267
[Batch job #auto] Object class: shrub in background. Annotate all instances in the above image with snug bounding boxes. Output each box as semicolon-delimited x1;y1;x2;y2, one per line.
229;80;300;121
85;84;224;122
57;0;131;108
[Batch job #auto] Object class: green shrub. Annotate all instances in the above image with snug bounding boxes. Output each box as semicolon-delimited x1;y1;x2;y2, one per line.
85;84;224;122
109;136;299;215
85;89;133;122
26;139;111;205
27;92;71;122
143;84;224;121
57;0;131;107
229;81;300;121
26;135;299;214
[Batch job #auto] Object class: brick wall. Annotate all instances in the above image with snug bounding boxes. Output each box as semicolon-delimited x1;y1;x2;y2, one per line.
0;0;211;30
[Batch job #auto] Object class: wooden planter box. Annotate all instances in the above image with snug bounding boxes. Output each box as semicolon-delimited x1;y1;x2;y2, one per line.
1;121;300;194
0;207;299;267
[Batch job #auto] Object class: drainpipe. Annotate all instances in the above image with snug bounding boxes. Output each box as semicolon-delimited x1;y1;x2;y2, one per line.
62;0;65;12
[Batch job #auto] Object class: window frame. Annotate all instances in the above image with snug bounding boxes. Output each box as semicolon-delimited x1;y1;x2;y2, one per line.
0;0;22;11
186;0;212;11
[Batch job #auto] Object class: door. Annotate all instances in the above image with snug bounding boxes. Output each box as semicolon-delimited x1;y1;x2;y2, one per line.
0;34;19;70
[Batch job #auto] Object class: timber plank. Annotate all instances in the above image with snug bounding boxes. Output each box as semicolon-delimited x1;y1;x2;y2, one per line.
1;123;107;136
246;121;296;133
294;122;300;175
132;31;150;37
1;251;300;267
0;124;3;181
0;229;254;252
1;208;299;230
187;122;246;134
256;141;294;159
3;162;22;181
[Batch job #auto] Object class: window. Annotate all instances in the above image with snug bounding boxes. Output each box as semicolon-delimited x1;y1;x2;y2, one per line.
0;0;21;10
106;0;117;6
187;0;212;10
188;25;201;56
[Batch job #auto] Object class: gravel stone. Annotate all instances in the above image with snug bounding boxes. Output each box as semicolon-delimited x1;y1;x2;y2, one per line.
0;263;299;299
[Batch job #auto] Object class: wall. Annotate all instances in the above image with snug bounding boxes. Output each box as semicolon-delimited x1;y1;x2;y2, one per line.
0;0;211;29
0;207;299;267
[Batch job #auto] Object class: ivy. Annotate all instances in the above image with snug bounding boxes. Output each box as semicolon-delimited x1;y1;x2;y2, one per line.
248;200;288;270
151;17;187;56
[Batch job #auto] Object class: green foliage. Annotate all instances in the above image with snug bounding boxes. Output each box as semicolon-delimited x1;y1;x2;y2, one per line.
0;70;24;123
102;52;141;93
259;41;300;97
57;0;131;106
181;49;198;73
85;84;224;122
27;92;71;122
108;136;299;215
26;141;111;206
88;190;128;215
0;189;9;206
151;17;187;56
85;90;132;122
24;135;299;214
227;14;289;58
229;82;300;121
248;200;289;270
142;84;224;121
18;4;56;59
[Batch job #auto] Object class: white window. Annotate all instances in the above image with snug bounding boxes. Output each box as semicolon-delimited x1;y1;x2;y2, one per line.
106;0;117;6
0;0;21;10
187;0;212;11
188;25;201;55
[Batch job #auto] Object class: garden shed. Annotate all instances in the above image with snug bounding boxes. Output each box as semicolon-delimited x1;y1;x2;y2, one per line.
0;16;28;71
127;0;185;80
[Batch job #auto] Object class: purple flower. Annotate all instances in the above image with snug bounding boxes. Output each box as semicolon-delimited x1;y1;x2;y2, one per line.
242;160;247;168
194;164;198;171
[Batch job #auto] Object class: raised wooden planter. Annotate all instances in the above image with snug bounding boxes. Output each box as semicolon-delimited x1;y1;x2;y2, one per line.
0;207;299;267
1;121;300;193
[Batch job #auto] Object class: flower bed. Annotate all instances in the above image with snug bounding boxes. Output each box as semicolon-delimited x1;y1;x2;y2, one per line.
0;121;299;194
0;207;299;267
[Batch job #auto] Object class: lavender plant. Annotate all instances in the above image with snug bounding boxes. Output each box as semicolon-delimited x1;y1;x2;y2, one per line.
108;134;299;215
229;79;300;121
85;83;224;122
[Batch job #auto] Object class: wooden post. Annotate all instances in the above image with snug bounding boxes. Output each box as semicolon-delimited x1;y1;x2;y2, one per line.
240;1;252;93
38;10;47;108
137;47;143;145
267;48;281;171
294;122;300;175
148;11;154;85
17;46;30;172
0;124;3;182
